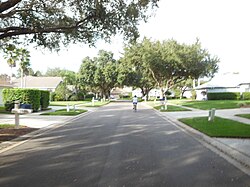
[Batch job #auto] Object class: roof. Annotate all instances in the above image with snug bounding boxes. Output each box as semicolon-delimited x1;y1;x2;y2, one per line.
12;76;63;89
196;72;250;90
0;78;13;88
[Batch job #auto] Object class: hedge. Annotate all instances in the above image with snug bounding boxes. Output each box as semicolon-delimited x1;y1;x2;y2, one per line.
3;88;41;112
40;90;50;110
207;92;241;100
242;92;250;100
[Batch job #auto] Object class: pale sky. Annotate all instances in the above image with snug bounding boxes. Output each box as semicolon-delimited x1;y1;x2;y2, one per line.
1;0;249;76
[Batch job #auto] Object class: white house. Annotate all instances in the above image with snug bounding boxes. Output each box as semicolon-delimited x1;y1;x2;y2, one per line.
195;72;250;100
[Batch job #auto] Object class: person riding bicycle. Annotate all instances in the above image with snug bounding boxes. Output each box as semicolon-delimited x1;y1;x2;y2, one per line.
132;95;138;111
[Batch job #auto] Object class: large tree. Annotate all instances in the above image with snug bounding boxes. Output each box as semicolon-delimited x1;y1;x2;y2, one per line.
79;50;118;99
123;38;219;99
118;42;156;100
0;0;159;50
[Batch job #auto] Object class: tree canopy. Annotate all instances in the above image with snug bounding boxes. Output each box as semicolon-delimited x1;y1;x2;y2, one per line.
79;50;118;99
0;0;159;50
121;38;219;98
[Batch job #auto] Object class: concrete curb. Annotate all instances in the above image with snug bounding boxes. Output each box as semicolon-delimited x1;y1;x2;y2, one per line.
143;102;250;176
0;110;93;154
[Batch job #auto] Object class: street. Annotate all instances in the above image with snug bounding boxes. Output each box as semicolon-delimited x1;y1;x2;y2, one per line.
0;102;249;187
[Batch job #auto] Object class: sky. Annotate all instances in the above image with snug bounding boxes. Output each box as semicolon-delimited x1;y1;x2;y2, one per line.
1;0;250;76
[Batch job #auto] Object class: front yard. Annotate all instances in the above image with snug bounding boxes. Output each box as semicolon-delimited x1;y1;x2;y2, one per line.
168;99;250;110
179;116;250;138
41;109;87;116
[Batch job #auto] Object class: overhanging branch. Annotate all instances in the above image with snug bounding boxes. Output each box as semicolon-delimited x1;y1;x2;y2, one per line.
0;0;21;13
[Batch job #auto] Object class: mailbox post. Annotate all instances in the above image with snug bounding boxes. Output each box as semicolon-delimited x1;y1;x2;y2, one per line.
208;108;216;122
11;101;33;128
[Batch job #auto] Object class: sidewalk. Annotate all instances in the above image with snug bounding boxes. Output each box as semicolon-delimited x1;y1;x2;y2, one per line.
143;102;250;175
0;105;96;128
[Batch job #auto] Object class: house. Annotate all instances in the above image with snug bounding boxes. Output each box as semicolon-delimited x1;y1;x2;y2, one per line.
12;76;63;92
195;72;250;100
0;77;13;106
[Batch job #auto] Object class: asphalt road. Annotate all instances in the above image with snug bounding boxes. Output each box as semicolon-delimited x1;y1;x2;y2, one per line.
0;102;249;187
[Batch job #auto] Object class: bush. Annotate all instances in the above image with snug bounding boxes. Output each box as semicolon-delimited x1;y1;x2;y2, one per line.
40;90;50;110
242;92;250;100
4;101;14;112
85;93;95;99
207;92;241;100
191;90;196;100
50;92;56;101
69;94;78;101
3;88;41;112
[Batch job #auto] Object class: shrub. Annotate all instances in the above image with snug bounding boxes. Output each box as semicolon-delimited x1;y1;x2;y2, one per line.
4;101;14;112
207;92;241;100
69;94;78;101
50;92;56;101
40;90;50;110
242;92;250;100
191;89;196;100
3;88;41;112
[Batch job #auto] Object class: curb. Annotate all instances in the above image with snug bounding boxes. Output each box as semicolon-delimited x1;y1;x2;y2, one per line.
0;110;93;154
143;102;250;176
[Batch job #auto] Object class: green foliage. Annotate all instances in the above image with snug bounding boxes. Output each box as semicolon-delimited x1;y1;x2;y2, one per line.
40;90;50;110
4;101;14;112
0;1;158;50
79;50;118;99
207;92;241;100
191;89;197;100
180;116;250;138
242;92;250;100
121;38;219;99
3;88;41;112
54;83;72;101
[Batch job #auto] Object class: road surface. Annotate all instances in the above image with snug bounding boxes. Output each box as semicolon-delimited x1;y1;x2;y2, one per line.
0;102;249;186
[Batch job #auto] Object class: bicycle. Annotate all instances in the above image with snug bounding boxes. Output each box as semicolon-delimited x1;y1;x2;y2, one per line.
133;102;137;111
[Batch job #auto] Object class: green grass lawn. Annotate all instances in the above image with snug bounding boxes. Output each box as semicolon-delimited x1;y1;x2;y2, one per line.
41;109;87;116
49;101;89;106
80;101;110;107
179;116;250;138
154;105;191;112
169;100;250;110
0;124;15;128
236;114;250;119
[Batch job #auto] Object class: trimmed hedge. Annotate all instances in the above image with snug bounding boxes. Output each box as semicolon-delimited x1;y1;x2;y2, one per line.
242;92;250;100
3;88;41;112
40;90;50;110
207;92;241;100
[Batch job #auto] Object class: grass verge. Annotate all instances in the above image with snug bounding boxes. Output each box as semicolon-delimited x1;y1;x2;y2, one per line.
80;101;110;107
154;105;190;112
168;100;250;110
236;114;250;119
179;116;250;138
49;101;89;106
41;109;87;116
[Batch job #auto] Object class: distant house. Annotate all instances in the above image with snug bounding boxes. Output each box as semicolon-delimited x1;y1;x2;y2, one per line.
12;76;63;92
195;72;250;100
0;77;13;106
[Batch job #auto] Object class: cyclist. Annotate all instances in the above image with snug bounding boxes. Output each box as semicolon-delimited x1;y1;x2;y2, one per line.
132;95;138;111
